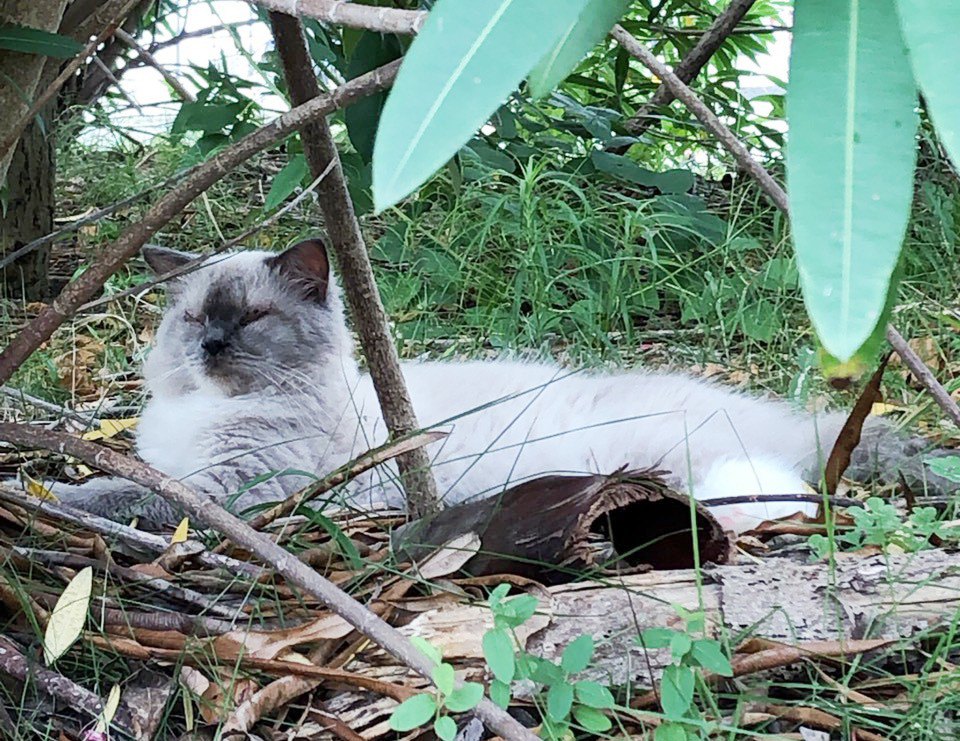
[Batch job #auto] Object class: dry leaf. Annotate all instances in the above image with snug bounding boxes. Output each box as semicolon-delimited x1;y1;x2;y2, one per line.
171;518;190;544
93;684;121;734
214;613;357;661
416;533;481;580
81;418;139;442
44;566;93;664
23;474;57;501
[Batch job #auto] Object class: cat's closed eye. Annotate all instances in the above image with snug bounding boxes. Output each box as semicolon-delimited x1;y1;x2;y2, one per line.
240;306;271;326
183;310;203;324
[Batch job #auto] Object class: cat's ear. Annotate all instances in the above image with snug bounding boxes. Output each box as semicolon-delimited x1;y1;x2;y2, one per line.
267;238;331;303
142;245;197;276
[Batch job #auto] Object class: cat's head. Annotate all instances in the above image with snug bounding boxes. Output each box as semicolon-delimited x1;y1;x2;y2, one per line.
142;239;353;397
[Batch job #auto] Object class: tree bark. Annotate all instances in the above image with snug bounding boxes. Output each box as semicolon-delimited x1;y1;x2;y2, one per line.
269;12;442;517
0;109;54;299
0;0;70;185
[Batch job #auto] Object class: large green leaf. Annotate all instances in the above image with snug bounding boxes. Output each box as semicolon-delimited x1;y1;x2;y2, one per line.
373;0;587;212
0;25;83;59
527;0;631;99
345;31;403;163
786;0;917;361
895;1;960;170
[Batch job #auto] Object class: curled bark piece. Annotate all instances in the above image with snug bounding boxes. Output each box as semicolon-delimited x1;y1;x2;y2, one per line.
393;470;729;584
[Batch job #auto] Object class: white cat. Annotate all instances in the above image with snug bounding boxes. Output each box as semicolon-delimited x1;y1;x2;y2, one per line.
44;240;948;531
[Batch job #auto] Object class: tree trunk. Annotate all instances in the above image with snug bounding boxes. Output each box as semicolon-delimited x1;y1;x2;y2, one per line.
0;110;54;300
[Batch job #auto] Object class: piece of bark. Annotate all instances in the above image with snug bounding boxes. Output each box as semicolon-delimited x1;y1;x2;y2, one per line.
393;470;729;584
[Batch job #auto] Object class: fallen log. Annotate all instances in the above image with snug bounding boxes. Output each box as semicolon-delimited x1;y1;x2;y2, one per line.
392;469;729;583
320;548;960;735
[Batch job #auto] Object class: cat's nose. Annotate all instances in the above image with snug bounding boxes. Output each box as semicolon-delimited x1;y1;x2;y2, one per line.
201;322;230;356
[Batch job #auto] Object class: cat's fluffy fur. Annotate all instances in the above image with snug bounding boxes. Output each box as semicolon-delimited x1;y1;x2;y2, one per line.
45;240;952;531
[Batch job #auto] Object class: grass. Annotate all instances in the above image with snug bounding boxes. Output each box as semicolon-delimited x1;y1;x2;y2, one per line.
3;125;960;739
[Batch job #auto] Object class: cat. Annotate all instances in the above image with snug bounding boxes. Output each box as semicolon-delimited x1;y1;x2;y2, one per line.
24;239;954;532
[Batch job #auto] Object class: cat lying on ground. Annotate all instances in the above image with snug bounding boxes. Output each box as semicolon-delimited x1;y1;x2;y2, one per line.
21;239;953;531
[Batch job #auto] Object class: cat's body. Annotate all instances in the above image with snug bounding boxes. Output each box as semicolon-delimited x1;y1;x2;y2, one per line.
42;241;951;531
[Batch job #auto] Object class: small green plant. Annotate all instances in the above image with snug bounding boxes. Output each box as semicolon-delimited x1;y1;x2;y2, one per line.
808;496;944;559
636;607;733;740
482;584;616;738
388;636;484;740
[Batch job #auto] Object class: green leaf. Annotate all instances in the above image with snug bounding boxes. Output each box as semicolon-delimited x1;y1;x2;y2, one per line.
546;682;574;722
295;504;363;568
560;635;594;674
433;663;456;696
0;24;83;58
345;31;403;163
373;0;588;211
527;0;631;98
482;628;516;683
173;101;247;134
572;705;612;733
590;151;662;188
490;679;512;709
895;1;960;170
654;722;690;741
690;640;733;676
388;693;437;732
660;665;695;721
434;715;457;741
925;456;960;483
410;636;443;666
444;682;484;712
502;594;538;626
637;628;675;649
488;583;512;611
263;154;309;212
786;0;918;361
669;632;693;662
573;681;615;710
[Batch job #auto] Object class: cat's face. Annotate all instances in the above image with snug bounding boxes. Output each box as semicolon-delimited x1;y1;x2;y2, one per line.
142;240;348;396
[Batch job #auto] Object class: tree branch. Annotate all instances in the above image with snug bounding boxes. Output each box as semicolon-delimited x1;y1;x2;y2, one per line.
623;0;757;138
114;27;195;101
611;25;960;428
269;11;441;518
250;0;426;35
0;59;401;386
0;422;536;741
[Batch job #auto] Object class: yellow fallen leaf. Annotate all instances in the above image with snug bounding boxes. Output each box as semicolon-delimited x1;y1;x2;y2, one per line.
94;684;121;733
871;402;902;416
171;517;190;544
44;566;93;664
81;417;139;442
23;474;57;501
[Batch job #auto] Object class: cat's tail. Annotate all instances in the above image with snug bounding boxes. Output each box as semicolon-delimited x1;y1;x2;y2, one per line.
833;417;958;496
31;476;182;530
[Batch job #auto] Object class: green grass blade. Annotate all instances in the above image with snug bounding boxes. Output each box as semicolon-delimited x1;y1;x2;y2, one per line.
372;0;587;212
0;24;83;59
786;0;918;361
527;0;631;99
895;0;960;171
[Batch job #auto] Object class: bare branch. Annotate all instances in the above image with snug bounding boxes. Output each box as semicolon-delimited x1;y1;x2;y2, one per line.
250;0;426;34
612;25;960;428
0;422;536;741
623;0;757;138
269;11;442;517
0;60;401;386
114;27;195;101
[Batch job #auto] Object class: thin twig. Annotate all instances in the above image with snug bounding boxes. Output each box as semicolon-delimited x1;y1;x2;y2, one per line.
611;26;960;428
622;0;758;139
702;493;863;509
0;386;102;428
0;422;536;741
0;59;401;386
0;169;190;272
0;0;142;163
0;485;263;578
249;0;426;34
114;27;195;101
